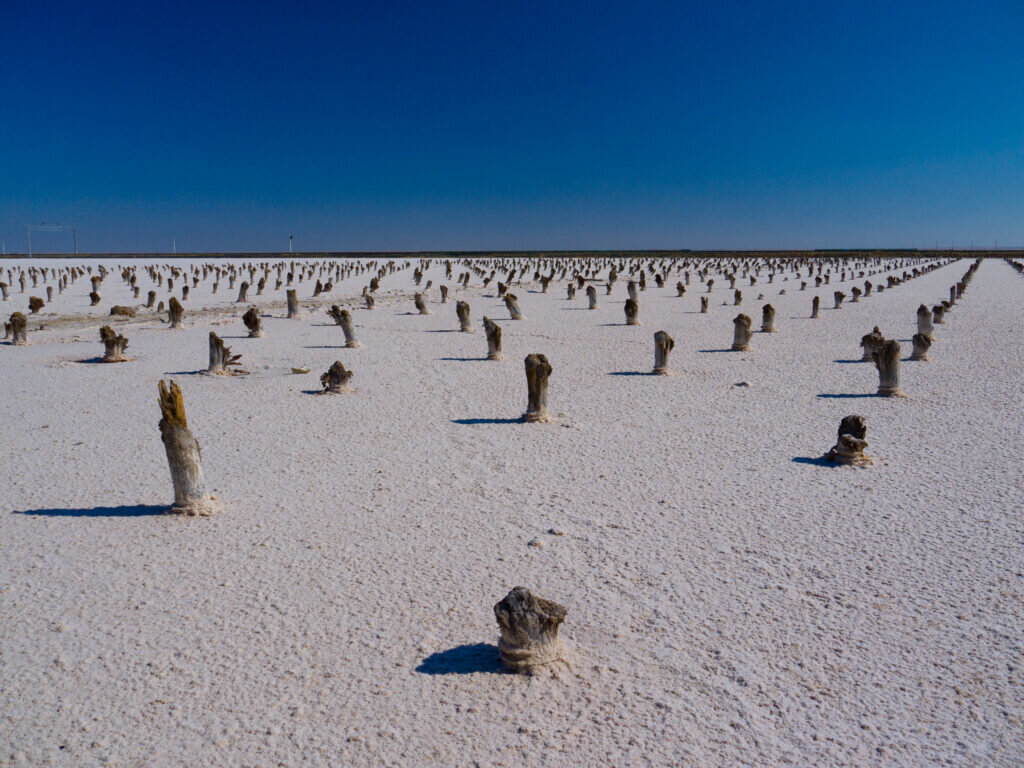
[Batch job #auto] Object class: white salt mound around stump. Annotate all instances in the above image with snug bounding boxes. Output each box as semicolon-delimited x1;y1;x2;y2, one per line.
494;586;568;674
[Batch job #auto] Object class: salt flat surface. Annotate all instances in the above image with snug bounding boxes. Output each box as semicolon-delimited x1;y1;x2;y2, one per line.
1;256;1022;767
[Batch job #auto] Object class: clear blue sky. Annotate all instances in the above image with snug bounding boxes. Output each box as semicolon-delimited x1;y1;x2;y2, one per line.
1;0;1022;253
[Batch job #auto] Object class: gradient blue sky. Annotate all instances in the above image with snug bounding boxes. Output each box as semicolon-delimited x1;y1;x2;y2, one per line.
1;0;1022;253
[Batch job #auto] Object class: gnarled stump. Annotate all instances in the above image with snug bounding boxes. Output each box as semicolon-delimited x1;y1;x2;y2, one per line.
483;316;503;360
910;333;931;361
9;312;28;345
415;293;431;315
110;305;135;318
653;330;674;375
874;339;904;396
168;297;184;328
158;380;221;516
824;415;872;466
320;361;354;393
833;291;845;309
731;314;752;351
456;300;473;332
505;293;523;320
494;587;568;674
28;296;44;314
624;298;640;326
523;353;553;422
207;332;243;375
242;306;264;338
860;327;884;361
99;325;129;362
761;303;776;332
89;291;101;306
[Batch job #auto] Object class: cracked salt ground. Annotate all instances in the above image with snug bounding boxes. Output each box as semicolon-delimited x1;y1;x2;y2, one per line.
0;256;1021;767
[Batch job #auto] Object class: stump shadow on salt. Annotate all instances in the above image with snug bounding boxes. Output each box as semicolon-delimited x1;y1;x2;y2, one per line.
452;417;526;425
697;348;735;354
816;393;882;399
609;371;655;376
416;643;504;675
791;456;838;467
833;359;865;364
13;504;169;517
439;356;488;362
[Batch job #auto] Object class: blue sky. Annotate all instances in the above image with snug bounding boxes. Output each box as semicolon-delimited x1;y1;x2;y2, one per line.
1;0;1022;252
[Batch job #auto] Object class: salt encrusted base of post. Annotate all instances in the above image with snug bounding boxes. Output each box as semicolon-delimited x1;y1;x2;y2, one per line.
522;353;553;422
494;587;568;674
158;380;222;516
824;415;872;466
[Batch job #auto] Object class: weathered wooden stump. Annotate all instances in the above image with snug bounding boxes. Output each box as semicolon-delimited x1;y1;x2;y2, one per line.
624;298;640;326
653;330;674;375
932;304;946;324
99;325;129;362
676;281;685;297
440;285;449;303
364;294;375;310
834;291;845;309
910;333;932;361
586;285;598;309
320;361;354;393
874;339;904;396
9;312;28;345
168;297;184;328
734;289;742;306
505;293;523;320
158;380;221;516
731;314;752;351
28;296;44;313
415;293;431;315
242;306;264;338
456;300;473;332
89;291;101;306
811;295;820;318
207;332;243;375
761;303;776;332
917;304;934;339
566;282;576;300
700;296;709;313
494;587;568;674
483;316;503;360
860;327;884;361
287;289;299;318
627;281;638;301
824;415;872;466
110;305;136;318
0;283;8;301
523;353;553;422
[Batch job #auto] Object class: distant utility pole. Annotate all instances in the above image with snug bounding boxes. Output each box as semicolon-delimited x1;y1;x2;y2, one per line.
289;235;293;254
173;238;176;254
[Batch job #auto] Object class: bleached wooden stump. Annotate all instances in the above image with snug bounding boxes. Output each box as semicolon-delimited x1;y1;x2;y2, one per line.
456;300;473;332
236;281;249;303
146;290;157;308
860;327;884;361
834;291;845;309
483;316;503;360
242;307;264;338
874;339;905;396
586;285;598;309
627;281;638;301
824;415;872;466
523;353;553;422
653;330;674;375
624;298;640;326
157;380;221;516
494;586;568;674
761;303;776;332
320;361;354;393
731;314;752;351
910;333;932;361
207;332;243;375
700;296;709;313
287;289;300;319
9;312;28;345
505;293;524;320
99;325;129;362
168;297;185;329
440;285;449;303
917;304;934;339
932;304;946;324
415;293;431;315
